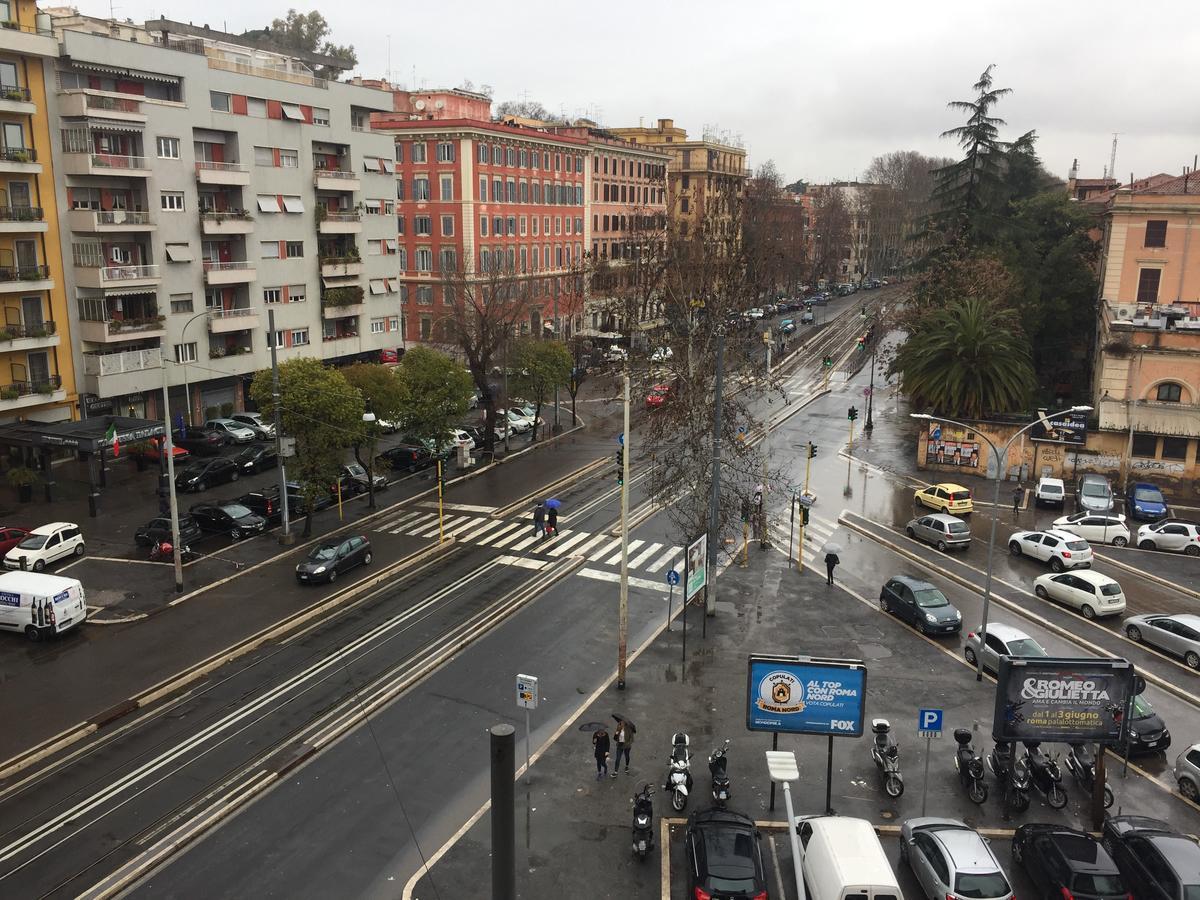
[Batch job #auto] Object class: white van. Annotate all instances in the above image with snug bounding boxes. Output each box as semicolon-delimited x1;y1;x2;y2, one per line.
796;815;902;900
0;571;87;641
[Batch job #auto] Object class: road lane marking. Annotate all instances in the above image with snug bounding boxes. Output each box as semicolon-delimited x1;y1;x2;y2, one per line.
577;567;670;593
496;555;547;570
507;532;545;552
629;542;663;568
645;547;680;573
547;531;593;556
414;515;465;538
456;518;507;543
483;522;525;547
444;516;486;538
588;537;621;561
606;539;644;565
416;502;496;514
563;533;608;558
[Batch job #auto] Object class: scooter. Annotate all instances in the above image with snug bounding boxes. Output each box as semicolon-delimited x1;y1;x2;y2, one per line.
1065;743;1114;809
953;728;988;804
708;739;731;807
870;718;904;798
1023;741;1068;809
631;783;655;860
664;731;693;812
987;741;1031;813
150;539;196;562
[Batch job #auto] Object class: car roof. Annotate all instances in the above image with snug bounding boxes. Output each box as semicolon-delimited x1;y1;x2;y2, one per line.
1080;473;1108;483
1038;476;1065;486
921;513;966;524
888;574;937;590
931;482;969;491
30;522;75;534
1065;570;1119;587
689;807;756;829
1044;529;1088;541
1025;827;1113;872
1165;614;1200;629
928;825;996;870
981;622;1034;642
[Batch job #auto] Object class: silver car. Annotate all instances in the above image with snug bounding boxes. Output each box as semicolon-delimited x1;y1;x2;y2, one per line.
1077;474;1114;513
1124;613;1200;669
906;513;971;552
964;622;1047;673
901;817;1013;900
1175;743;1200;801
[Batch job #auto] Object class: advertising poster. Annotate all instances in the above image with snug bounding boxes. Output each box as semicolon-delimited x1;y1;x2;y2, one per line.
1031;409;1088;445
992;657;1134;743
746;655;867;736
685;533;707;602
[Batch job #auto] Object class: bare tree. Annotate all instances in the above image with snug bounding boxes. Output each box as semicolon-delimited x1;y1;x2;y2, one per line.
861;150;952;279
808;185;852;286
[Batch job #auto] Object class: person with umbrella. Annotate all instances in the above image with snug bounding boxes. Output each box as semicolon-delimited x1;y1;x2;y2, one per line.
545;498;560;538
823;542;842;586
612;713;636;776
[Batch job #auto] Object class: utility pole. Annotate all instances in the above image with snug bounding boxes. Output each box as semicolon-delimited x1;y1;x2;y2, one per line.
552;279;561;433
159;357;183;592
617;372;630;689
706;327;726;617
798;442;814;572
268;309;292;544
844;407;857;497
760;334;772;549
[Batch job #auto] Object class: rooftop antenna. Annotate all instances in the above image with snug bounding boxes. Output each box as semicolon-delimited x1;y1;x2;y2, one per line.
1109;133;1119;183
386;35;391;85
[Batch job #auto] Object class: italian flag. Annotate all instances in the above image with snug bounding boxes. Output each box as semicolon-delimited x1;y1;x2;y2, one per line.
105;423;120;458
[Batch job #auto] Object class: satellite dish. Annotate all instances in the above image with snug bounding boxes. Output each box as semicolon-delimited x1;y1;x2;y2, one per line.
414;99;426;111
435;100;444;110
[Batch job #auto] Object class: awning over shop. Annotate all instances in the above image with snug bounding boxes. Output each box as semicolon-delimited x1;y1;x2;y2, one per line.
0;415;163;453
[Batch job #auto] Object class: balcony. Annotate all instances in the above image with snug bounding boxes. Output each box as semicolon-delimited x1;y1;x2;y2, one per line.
0;320;59;352
195;161;250;186
0;146;40;174
321;285;364;319
202;260;256;286
66;209;154;233
0;375;65;410
74;263;160;291
320;257;364;278
0;264;52;293
0;85;34;115
0;23;58;59
208;306;262;334
200;210;254;235
61;152;150;178
78;315;166;344
314;169;361;192
57;91;146;123
82;348;161;398
0;205;46;233
1098;396;1200;438
317;211;362;234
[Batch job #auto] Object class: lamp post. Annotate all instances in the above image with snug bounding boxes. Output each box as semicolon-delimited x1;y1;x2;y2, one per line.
179;309;210;426
362;406;378;510
910;405;1092;680
864;305;884;433
766;751;806;900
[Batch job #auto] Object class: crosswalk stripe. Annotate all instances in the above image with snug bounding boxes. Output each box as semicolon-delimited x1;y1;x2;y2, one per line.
485;521;525;547
458;518;508;543
415;515;464;538
589;537;622;561
419;501;497;514
379;510;425;532
606;539;644;566
445;516;487;537
646;547;680;573
508;532;543;552
629;542;663;568
548;531;592;556
577;567;670;594
390;512;436;534
569;533;609;558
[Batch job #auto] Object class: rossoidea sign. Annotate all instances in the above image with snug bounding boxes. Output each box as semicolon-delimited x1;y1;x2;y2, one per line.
746;654;867;736
992;657;1135;744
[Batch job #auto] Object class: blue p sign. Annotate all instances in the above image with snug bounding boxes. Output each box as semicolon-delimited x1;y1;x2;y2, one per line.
918;708;943;734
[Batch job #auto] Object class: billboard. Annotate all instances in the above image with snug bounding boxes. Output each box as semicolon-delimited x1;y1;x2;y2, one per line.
747;655;867;736
992;657;1134;744
1031;409;1088;445
685;534;707;602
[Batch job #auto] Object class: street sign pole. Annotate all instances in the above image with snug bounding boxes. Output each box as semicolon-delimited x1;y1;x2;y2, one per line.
918;708;943;816
516;675;538;786
666;568;680;630
921;733;932;816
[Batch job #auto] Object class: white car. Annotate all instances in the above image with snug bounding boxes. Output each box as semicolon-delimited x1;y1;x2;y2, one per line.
498;409;531;433
650;346;674;362
745;308;764;319
1052;512;1131;547
230;412;274;440
1035;477;1065;507
1008;528;1093;571
205;418;256;443
1034;570;1126;619
449;428;475;452
603;346;628;363
4;522;85;571
1137;520;1200;555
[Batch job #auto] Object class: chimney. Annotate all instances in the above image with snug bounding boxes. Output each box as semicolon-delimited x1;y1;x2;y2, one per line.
658;118;673;131
1068;157;1078;180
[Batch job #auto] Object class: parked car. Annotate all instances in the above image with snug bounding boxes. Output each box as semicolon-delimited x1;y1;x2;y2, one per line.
1007;528;1093;571
1121;694;1171;755
1077;474;1114;513
1011;825;1127;900
3;522;84;571
879;575;962;635
776;319;796;335
237;485;331;525
376;443;436;473
1123;613;1200;669
800;310;815;324
131;437;190;464
233;444;278;475
1052;512;1130;547
458;423;487;446
1136;520;1200;555
175;457;240;492
171;428;225;456
295;535;373;584
914;483;974;515
187;502;266;540
905;513;971;552
336;463;387;495
204;418;256;444
900;817;1013;900
745;307;765;319
448;428;476;452
509;401;545;430
645;383;673;409
1035;476;1066;507
603;346;628;363
1103;816;1200;898
495;409;531;434
1174;743;1200;801
1126;481;1169;521
964;622;1048;673
0;526;30;556
684;808;767;900
135;515;203;548
1033;570;1126;619
231;411;275;440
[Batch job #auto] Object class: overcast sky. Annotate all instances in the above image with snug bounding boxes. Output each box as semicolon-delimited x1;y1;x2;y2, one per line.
83;0;1199;185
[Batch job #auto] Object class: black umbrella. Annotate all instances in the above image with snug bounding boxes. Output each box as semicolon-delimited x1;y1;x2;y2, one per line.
612;713;637;734
578;721;608;732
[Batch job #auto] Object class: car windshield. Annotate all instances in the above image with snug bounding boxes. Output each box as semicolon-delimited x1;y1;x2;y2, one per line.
1135;487;1165;504
948;491;970;501
1083;482;1109;497
221;504;252;518
913;588;949;608
1006;638;1047;657
17;534;48;550
947;521;970;534
1042;484;1063;494
1065;540;1090;551
308;544;338;561
1131;694;1155;718
1099;583;1122;597
1072;874;1125;894
955;871;1011;898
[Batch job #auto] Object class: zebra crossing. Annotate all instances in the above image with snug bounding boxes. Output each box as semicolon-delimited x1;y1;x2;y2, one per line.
768;513;841;569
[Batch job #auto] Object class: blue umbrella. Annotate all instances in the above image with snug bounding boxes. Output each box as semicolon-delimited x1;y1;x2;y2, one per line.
545;498;561;509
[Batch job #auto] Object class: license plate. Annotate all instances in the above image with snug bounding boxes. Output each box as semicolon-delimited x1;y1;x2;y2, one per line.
59;617;71;627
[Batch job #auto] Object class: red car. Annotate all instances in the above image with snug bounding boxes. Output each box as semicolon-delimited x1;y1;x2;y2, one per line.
0;526;31;555
645;383;672;408
134;436;191;463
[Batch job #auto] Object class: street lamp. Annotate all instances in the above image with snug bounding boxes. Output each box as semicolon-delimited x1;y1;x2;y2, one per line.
910;405;1093;680
766;751;807;900
179;309;210;426
362;407;377;510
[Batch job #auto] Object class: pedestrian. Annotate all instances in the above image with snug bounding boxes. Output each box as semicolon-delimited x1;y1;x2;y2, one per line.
532;501;545;539
613;720;633;775
824;551;839;586
546;504;558;538
592;727;610;780
1012;485;1023;520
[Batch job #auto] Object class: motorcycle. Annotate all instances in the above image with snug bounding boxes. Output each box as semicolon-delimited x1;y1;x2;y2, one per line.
150;539;196;562
631;783;655;859
663;731;693;812
708;739;731;807
870;718;904;798
953;728;988;804
1022;741;1068;809
1065;743;1114;809
987;741;1031;813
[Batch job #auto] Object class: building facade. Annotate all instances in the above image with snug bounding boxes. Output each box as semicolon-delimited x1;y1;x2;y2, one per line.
45;19;398;422
0;0;76;424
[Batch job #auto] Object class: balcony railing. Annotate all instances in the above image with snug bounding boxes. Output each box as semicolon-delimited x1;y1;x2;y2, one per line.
81;153;147;170
0;375;62;401
0;206;42;221
313;168;357;179
95;210;152;226
0;85;31;102
100;264;159;281
320;212;362;222
0;320;55;340
0;146;36;163
208;306;258;320
85;94;141;113
82;348;160;376
195;161;248;174
0;265;48;282
200;209;252;222
205;55;328;89
202;260;254;272
80;315;165;334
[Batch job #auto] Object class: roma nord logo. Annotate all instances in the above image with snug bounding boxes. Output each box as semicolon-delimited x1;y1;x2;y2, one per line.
757;670;807;715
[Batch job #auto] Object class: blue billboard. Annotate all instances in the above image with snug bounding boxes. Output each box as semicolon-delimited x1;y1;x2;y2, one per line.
746;655;867;737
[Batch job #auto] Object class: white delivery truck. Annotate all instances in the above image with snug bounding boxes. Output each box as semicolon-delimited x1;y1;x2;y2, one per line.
0;571;87;641
796;815;902;900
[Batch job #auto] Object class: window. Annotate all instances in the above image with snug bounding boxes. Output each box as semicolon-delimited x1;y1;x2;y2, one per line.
280;103;305;122
285;241;304;258
257;195;282;213
532;216;539;236
388;316;400;331
520;215;528;236
493;178;502;201
395;180;405;201
312;108;330;126
493;145;503;164
160;191;185;212
420;316;432;340
169;293;193;314
1156;382;1183;402
397;248;407;270
1161;436;1189;460
370;318;385;334
164;243;193;262
441;215;455;236
397;215;406;235
1136;268;1161;303
367;240;383;256
494;216;503;235
507;148;516;167
440;175;454;201
282;196;304;213
292;328;310;346
554;216;562;235
436;141;455;162
478;143;489;163
413;177;430;201
411;142;427;163
263;287;282;305
519;181;528;203
480;216;488;236
267;330;284;349
1131;432;1158;457
254;146;273;167
384;238;398;255
507;216;516;236
506;180;515;202
1145;220;1168;248
439;248;457;272
479;176;487;201
174;342;197;363
415;215;432;236
417;285;433;305
279;148;298;168
574;217;583;234
156;137;180;159
364;199;382;216
681;197;690;213
210;91;231;112
416;248;433;271
532;182;541;204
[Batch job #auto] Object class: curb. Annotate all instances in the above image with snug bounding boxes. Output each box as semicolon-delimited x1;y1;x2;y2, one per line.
1094;550;1200;601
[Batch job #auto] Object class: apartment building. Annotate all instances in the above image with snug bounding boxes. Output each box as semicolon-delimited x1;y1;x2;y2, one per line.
45;18;398;421
0;0;75;424
374;90;588;345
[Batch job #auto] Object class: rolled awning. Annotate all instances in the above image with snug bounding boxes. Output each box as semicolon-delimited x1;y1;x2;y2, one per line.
164;244;193;262
369;280;385;295
68;60;180;85
321;276;359;288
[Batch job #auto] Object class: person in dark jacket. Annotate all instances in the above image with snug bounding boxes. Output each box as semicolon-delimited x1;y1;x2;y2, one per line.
824;551;840;586
546;504;558;537
532;501;546;539
592;727;610;780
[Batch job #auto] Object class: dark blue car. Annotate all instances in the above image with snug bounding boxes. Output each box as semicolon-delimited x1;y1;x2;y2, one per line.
1126;482;1168;521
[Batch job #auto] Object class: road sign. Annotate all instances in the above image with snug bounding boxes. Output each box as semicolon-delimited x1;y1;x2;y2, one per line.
798;491;816;509
918;708;943;737
666;569;680;586
516;674;539;710
617;432;624;446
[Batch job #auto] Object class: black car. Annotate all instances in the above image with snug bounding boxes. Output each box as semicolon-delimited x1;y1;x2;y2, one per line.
233;444;278;474
1102;816;1200;900
1013;825;1127;899
684;808;766;900
175;457;240;492
134;514;203;547
295;535;372;584
1123;693;1171;755
335;463;387;495
238;484;331;525
879;575;962;635
171;427;227;455
376;443;435;473
188;502;267;540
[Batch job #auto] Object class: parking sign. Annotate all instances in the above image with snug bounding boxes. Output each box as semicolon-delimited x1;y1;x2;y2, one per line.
516;674;538;710
918;708;943;737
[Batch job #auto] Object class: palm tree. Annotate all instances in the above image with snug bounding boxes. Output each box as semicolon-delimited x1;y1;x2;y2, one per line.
894;296;1036;418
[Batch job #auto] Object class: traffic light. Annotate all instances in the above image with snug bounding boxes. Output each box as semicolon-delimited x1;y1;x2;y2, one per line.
801;506;810;526
808;442;818;459
822;355;833;368
857;334;867;351
615;448;624;485
848;406;859;422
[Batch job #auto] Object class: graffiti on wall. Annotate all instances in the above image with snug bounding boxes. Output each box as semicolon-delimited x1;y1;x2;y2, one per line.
926;422;981;468
1132;458;1186;474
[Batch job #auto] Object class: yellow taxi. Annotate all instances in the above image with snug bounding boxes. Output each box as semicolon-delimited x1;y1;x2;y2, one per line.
914;482;974;515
